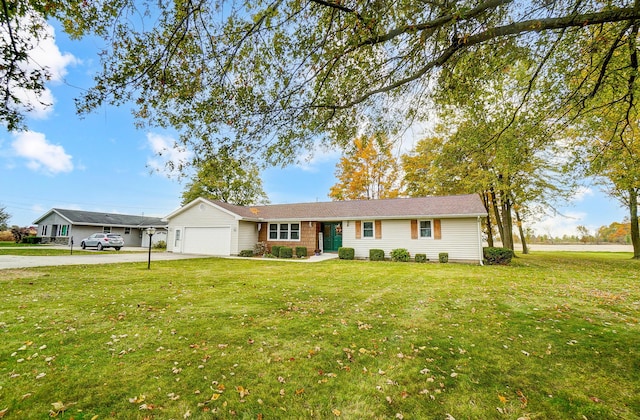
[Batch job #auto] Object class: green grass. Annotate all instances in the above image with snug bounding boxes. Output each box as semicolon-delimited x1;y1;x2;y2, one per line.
0;248;149;256
0;241;47;248
0;248;101;256
0;253;638;419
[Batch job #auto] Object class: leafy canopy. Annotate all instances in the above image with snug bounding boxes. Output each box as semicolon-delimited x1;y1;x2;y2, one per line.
5;1;640;170
329;134;400;201
66;0;640;167
0;205;10;231
180;149;269;206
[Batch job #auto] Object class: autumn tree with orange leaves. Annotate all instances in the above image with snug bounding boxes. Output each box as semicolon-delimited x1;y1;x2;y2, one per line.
329;134;401;201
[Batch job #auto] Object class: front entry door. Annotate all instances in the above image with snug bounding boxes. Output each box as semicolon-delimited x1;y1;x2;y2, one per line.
322;223;343;252
174;228;182;253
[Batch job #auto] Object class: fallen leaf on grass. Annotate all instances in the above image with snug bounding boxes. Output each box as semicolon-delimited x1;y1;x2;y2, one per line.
332;408;341;416
0;408;8;418
498;394;507;404
236;386;250;398
49;401;76;417
128;395;145;404
517;390;528;408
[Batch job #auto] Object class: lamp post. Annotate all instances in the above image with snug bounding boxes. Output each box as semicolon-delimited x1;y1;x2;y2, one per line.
146;227;156;269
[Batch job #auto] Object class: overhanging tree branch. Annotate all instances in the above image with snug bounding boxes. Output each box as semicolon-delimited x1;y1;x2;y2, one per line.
359;0;513;47
316;6;640;110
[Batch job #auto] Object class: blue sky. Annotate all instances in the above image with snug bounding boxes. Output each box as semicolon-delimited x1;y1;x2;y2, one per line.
0;19;629;238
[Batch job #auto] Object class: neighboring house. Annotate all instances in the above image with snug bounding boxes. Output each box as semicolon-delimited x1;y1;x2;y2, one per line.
164;194;488;263
33;209;168;247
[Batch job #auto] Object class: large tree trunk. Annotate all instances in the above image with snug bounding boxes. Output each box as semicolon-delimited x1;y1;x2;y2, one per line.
630;188;640;259
514;206;529;255
500;191;514;251
490;188;505;247
481;191;494;247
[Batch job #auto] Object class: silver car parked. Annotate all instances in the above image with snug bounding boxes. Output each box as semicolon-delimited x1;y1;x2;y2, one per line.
80;233;125;251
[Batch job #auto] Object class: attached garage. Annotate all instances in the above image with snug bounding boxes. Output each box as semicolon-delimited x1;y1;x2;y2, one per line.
182;227;231;255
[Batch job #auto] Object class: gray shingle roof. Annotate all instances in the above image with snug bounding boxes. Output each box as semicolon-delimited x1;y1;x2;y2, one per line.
209;194;487;221
36;208;167;227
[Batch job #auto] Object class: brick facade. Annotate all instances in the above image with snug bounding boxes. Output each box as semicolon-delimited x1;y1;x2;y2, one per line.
258;221;321;255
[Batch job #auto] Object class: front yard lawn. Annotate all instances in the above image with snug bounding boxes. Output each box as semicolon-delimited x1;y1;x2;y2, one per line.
0;253;638;419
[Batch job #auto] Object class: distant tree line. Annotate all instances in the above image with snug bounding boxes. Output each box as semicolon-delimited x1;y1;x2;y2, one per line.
524;221;633;245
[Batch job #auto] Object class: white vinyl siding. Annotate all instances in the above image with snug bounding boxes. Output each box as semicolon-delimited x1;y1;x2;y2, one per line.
238;221;259;252
343;218;481;262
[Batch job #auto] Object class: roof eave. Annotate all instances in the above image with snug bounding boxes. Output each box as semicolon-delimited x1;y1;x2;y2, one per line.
239;213;488;222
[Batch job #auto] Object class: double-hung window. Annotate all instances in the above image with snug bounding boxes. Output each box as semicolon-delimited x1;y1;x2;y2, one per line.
269;223;300;241
363;221;374;238
419;220;432;238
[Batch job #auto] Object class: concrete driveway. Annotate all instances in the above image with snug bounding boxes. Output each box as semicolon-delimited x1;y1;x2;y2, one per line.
0;247;207;270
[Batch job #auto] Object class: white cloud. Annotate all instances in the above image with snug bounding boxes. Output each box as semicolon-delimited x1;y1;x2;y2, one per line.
530;210;592;238
570;186;594;202
146;132;193;177
11;131;73;174
295;146;341;173
7;13;79;119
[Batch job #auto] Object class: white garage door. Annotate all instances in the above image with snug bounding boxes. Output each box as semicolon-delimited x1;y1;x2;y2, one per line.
182;227;231;255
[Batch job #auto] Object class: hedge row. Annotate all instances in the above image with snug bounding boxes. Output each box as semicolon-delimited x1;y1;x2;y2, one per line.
243;245;514;265
264;245;309;258
340;248;448;264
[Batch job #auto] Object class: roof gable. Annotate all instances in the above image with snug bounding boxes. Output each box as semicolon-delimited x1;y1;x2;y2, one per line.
163;197;246;221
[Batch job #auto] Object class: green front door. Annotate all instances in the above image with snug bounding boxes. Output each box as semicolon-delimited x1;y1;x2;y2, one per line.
322;223;343;252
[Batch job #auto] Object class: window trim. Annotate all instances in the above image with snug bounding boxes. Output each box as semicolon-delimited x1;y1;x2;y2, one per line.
58;224;69;236
362;221;375;239
268;222;301;242
419;219;433;239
